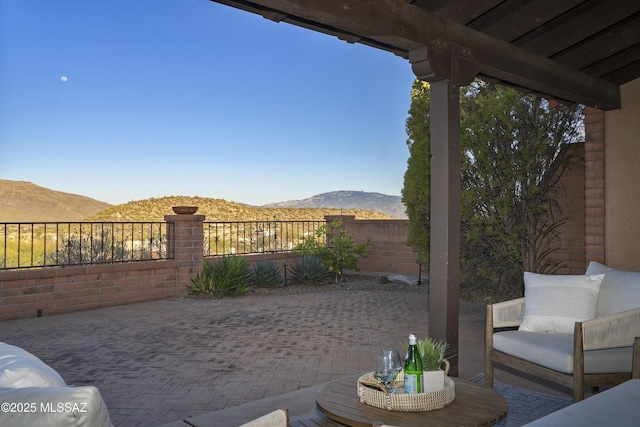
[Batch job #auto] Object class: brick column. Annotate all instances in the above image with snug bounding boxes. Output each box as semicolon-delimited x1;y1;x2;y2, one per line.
164;212;204;294
584;107;605;265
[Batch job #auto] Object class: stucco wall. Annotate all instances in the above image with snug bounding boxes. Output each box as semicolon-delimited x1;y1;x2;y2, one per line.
604;78;640;271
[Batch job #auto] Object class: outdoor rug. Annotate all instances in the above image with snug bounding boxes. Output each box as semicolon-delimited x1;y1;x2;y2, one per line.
468;374;573;426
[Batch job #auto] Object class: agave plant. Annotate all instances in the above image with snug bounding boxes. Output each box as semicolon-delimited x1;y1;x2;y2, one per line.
252;260;284;288
189;255;254;297
289;255;330;284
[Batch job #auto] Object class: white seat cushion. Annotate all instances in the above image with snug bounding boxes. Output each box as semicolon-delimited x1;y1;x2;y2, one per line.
0;342;66;388
238;409;288;427
585;261;640;317
493;331;633;374
523;379;640;426
0;385;113;427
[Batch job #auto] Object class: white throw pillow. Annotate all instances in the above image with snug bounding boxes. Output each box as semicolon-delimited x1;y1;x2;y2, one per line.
519;272;604;334
585;261;640;317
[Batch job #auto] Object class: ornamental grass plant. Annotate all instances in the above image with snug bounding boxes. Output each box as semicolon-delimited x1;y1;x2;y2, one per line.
416;337;449;371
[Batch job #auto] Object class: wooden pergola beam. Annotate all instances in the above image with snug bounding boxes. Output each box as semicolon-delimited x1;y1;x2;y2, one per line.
212;0;621;110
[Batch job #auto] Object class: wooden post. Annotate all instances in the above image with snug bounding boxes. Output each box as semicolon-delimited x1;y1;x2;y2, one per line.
410;46;478;376
428;78;461;375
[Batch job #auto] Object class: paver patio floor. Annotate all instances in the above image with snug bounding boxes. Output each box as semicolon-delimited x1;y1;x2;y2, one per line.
0;286;567;426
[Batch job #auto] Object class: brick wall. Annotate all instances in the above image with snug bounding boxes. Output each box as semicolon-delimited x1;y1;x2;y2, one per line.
0;215;202;321
240;252;300;268
552;143;586;274
0;260;183;321
325;215;419;277
584;107;606;265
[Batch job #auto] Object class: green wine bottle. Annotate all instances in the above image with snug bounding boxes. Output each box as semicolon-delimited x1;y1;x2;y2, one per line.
404;333;423;394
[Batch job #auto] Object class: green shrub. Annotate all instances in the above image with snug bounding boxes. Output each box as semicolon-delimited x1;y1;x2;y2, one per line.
294;219;370;282
252;260;284;287
189;255;254;297
289;255;329;284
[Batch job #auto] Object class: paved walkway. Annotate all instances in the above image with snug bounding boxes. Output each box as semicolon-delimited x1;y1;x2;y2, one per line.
0;287;567;427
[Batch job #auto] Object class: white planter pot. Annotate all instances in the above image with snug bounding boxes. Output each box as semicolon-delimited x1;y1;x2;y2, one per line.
422;359;449;393
422;369;445;392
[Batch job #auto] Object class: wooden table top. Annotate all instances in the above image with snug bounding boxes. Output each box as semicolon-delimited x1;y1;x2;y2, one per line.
316;375;507;427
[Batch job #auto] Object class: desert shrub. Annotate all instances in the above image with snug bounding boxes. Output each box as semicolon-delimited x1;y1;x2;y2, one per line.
189;255;253;297
289;255;330;284
252;260;284;287
294;219;370;282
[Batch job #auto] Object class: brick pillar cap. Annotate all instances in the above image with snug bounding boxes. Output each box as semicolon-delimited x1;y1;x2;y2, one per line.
164;214;206;221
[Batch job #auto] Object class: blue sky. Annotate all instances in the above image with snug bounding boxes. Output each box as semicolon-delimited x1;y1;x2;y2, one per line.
0;0;415;206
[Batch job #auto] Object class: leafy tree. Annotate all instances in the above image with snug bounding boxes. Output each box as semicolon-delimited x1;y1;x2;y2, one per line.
403;79;584;298
402;80;432;268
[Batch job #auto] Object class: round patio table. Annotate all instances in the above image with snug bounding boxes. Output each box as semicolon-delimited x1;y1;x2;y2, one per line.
317;375;507;427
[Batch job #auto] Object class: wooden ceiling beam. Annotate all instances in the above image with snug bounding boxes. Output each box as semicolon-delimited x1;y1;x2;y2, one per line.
433;0;504;25
551;14;640;69
211;0;621;109
515;1;640;57
481;0;585;42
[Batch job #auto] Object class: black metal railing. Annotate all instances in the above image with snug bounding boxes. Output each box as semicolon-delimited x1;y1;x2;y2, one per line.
204;220;325;256
1;219;326;269
0;222;173;270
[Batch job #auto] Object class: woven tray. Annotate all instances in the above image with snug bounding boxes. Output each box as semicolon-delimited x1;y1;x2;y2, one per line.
357;372;455;412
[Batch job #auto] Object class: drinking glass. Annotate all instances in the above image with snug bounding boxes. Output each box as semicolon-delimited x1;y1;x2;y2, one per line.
373;349;402;393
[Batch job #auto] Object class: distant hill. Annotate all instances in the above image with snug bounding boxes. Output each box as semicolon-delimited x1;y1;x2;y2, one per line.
263;191;407;219
0;180;112;222
0;181;403;222
86;196;394;222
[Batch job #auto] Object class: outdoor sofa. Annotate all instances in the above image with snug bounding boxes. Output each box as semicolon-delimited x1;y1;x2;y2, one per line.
0;341;113;427
523;378;640;426
485;261;640;401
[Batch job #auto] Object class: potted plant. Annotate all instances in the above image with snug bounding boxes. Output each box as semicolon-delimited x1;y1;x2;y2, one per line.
415;337;449;392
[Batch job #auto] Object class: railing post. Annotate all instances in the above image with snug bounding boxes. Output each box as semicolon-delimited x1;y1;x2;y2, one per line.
165;211;204;294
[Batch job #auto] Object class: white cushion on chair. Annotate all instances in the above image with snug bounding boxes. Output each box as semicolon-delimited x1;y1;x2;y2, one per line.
238;409;288;427
494;330;633;374
586;261;640;317
519;272;604;334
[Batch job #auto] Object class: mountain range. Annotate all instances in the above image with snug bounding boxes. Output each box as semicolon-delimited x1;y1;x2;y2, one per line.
0;180;406;222
263;191;407;219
